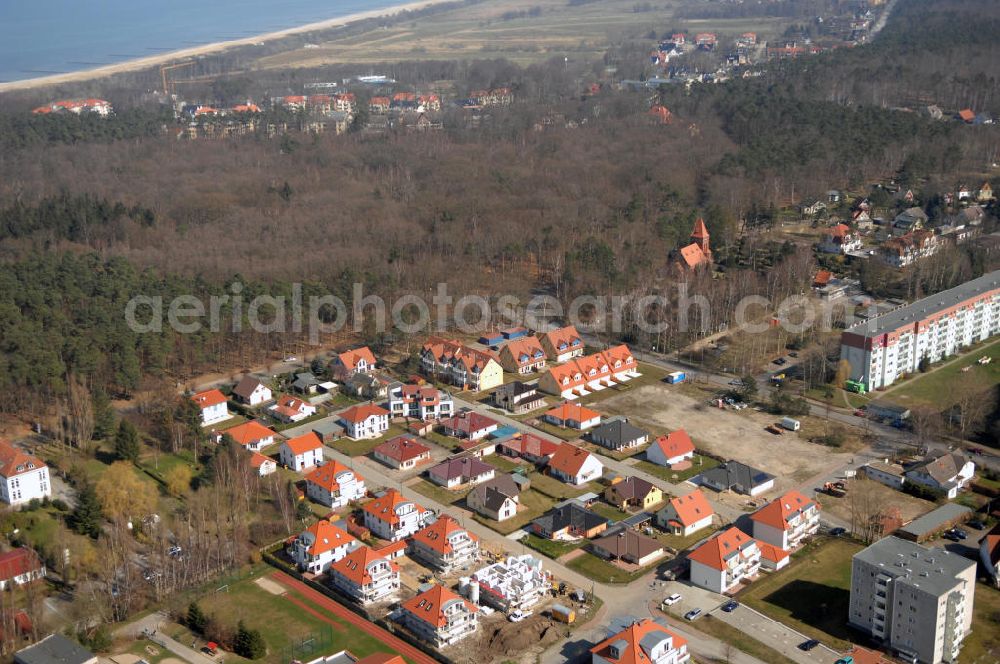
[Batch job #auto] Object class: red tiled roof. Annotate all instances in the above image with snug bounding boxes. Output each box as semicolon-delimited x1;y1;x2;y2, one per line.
545;402;600;424
501;433;559;458
340;403;389;424
813;269;833;286
756;540;789;565
192;389;227;408
222;421;276;447
652;430;694;459
0;549;42;582
666;489;714;527
958;108;975;122
336;346;376;371
249;452;274;469
362;489;423;526
285;432;323;455
589;618;687;664
299;520;356;556
402;584;477;628
678;243;709;269
373;436;431;463
330;545;398;586
0;441;46;479
306;461;361;493
502;336;546;367
687;526;756;571
440;411;499;436
691;217;710;239
750;490;817;531
548;444;596;477
412;515;477;554
538;325;582;354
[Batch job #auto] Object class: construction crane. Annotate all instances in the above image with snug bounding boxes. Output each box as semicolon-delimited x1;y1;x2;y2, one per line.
160;61;195;95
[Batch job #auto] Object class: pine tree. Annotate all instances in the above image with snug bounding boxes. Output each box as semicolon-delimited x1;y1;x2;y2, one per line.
187;602;208;635
113;420;140;462
92;389;116;440
234;621;266;659
70;483;103;538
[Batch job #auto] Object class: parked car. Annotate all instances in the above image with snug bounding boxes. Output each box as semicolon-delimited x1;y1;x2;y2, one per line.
788;351;798;358
684;609;702;621
728;379;743;386
773;357;787;365
721;601;739;613
829;527;846;537
943;531;962;542
799;639;821;651
508;609;533;622
662;593;683;607
968;520;986;530
951;528;968;540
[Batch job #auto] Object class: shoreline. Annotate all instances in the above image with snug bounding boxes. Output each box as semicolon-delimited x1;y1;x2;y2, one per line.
0;0;452;94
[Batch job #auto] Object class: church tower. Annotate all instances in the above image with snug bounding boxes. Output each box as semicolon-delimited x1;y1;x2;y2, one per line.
690;218;711;261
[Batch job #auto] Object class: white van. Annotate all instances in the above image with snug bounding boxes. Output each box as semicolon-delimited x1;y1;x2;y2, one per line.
780;417;801;431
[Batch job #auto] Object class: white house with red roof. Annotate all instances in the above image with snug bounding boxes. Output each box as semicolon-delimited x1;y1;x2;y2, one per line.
537;326;584;363
339;404;390;439
498;433;559;464
0;548;46;590
219;421;276;452
387;384;454;421
191;389;229;426
305;461;366;508
498;337;547;374
749;490;819;551
645;430;695;468
438;411;499;440
655;489;714;537
819;223;863;254
410;515;480;572
287;519;360;574
538;345;639;400
362;489;430;541
249;452;277;477
400;584;478;647
329;545;400;604
269;394;317;423
332;347;377;379
687;526;761;593
544;402;602;430
279;432;325;472
0;441;50;506
547;444;603;485
372;436;432;470
590;618;690;664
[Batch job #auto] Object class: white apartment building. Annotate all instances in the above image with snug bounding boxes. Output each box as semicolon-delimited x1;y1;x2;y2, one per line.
0;442;51;506
849;537;976;664
400;584;478;647
386;384;455;421
840;270;1000;390
361;489;430;541
329;546;400;604
590;618;691;664
287;520;359;575
687;527;761;594
410;516;479;572
749;490;820;551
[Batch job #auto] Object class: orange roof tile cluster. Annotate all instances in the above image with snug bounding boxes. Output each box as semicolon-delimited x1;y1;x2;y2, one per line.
500;433;559;459
756;540;790;566
336;346;377;372
502;336;546;368
0;441;46;479
652;430;694;460
412;515;477;554
221;421;276;447
362;489;424;526
32;98;110;114
340;403;390;424
749;490;817;531
813;269;833;286
687;526;757;571
422;337;499;373
373;436;431;463
547;444;596;477
272;394;310;419
306;461;362;492
664;490;713;528
284;431;323;455
299;519;356;556
249;452;274;469
402;584;477;628
330;545;398;586
545;402;600;424
538;325;582;354
545;345;636;390
589;618;687;664
191;389;227;408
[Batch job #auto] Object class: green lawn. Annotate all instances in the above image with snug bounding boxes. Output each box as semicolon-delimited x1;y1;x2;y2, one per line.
521;533;584;559
526;419;583;442
330;425;406;456
527;472;595;500
654;524;719;553
169;573;410;663
487;454;524;473
882;338;1000;408
566;550;658;584
589;502;626;523
686;615;799;664
410;479;468;506
739;537;863;650
963;584;1000;664
636;454;720;483
472;488;554;535
140;449;201;482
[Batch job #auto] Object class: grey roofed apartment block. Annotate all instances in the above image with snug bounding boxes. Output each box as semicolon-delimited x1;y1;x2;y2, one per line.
589;416;649;448
15;634;97;664
853;537;975;595
697;461;775;494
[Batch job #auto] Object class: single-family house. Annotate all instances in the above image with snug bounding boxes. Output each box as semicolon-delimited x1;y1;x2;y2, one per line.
250;451;277;476
372;436;432;470
332;347;377;379
306;461;367;508
588;417;649;452
687;527;761;593
532;502;609;540
499;337;547;374
339;404;390;440
604;477;664;511
861;460;906;489
279;432;325;472
220;420;276;452
420;338;504;392
427;457;495;489
362;489;430;541
497;433;559;464
697;461;775;496
880;230;938;268
591;529;664;566
750;490;820;551
890;207;928;237
191;389;229;426
903;451;975;499
410;515;480;572
466;474;520;521
590;618;690;664
400;584;478;647
819;224;863;254
0;549;45;590
387;384;454;421
287;519;360;574
269;394;317;423
544;402;601;430
978;182;994;202
537;345;639;400
656;490;714;536
548;445;603;485
537;326;584;362
344;373;391;401
980;523;1000;588
0;442;50;506
232;376;272;406
645;430;695;468
329;545;400;604
492;381;547;413
438;411;499;441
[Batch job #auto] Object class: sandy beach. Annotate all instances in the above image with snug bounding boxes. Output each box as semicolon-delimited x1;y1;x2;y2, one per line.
0;0;451;94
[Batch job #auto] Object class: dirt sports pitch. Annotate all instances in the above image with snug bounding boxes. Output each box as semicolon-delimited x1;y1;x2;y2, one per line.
598;385;854;490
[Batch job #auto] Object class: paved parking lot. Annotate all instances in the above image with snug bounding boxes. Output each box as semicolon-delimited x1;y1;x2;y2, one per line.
714;603;840;664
